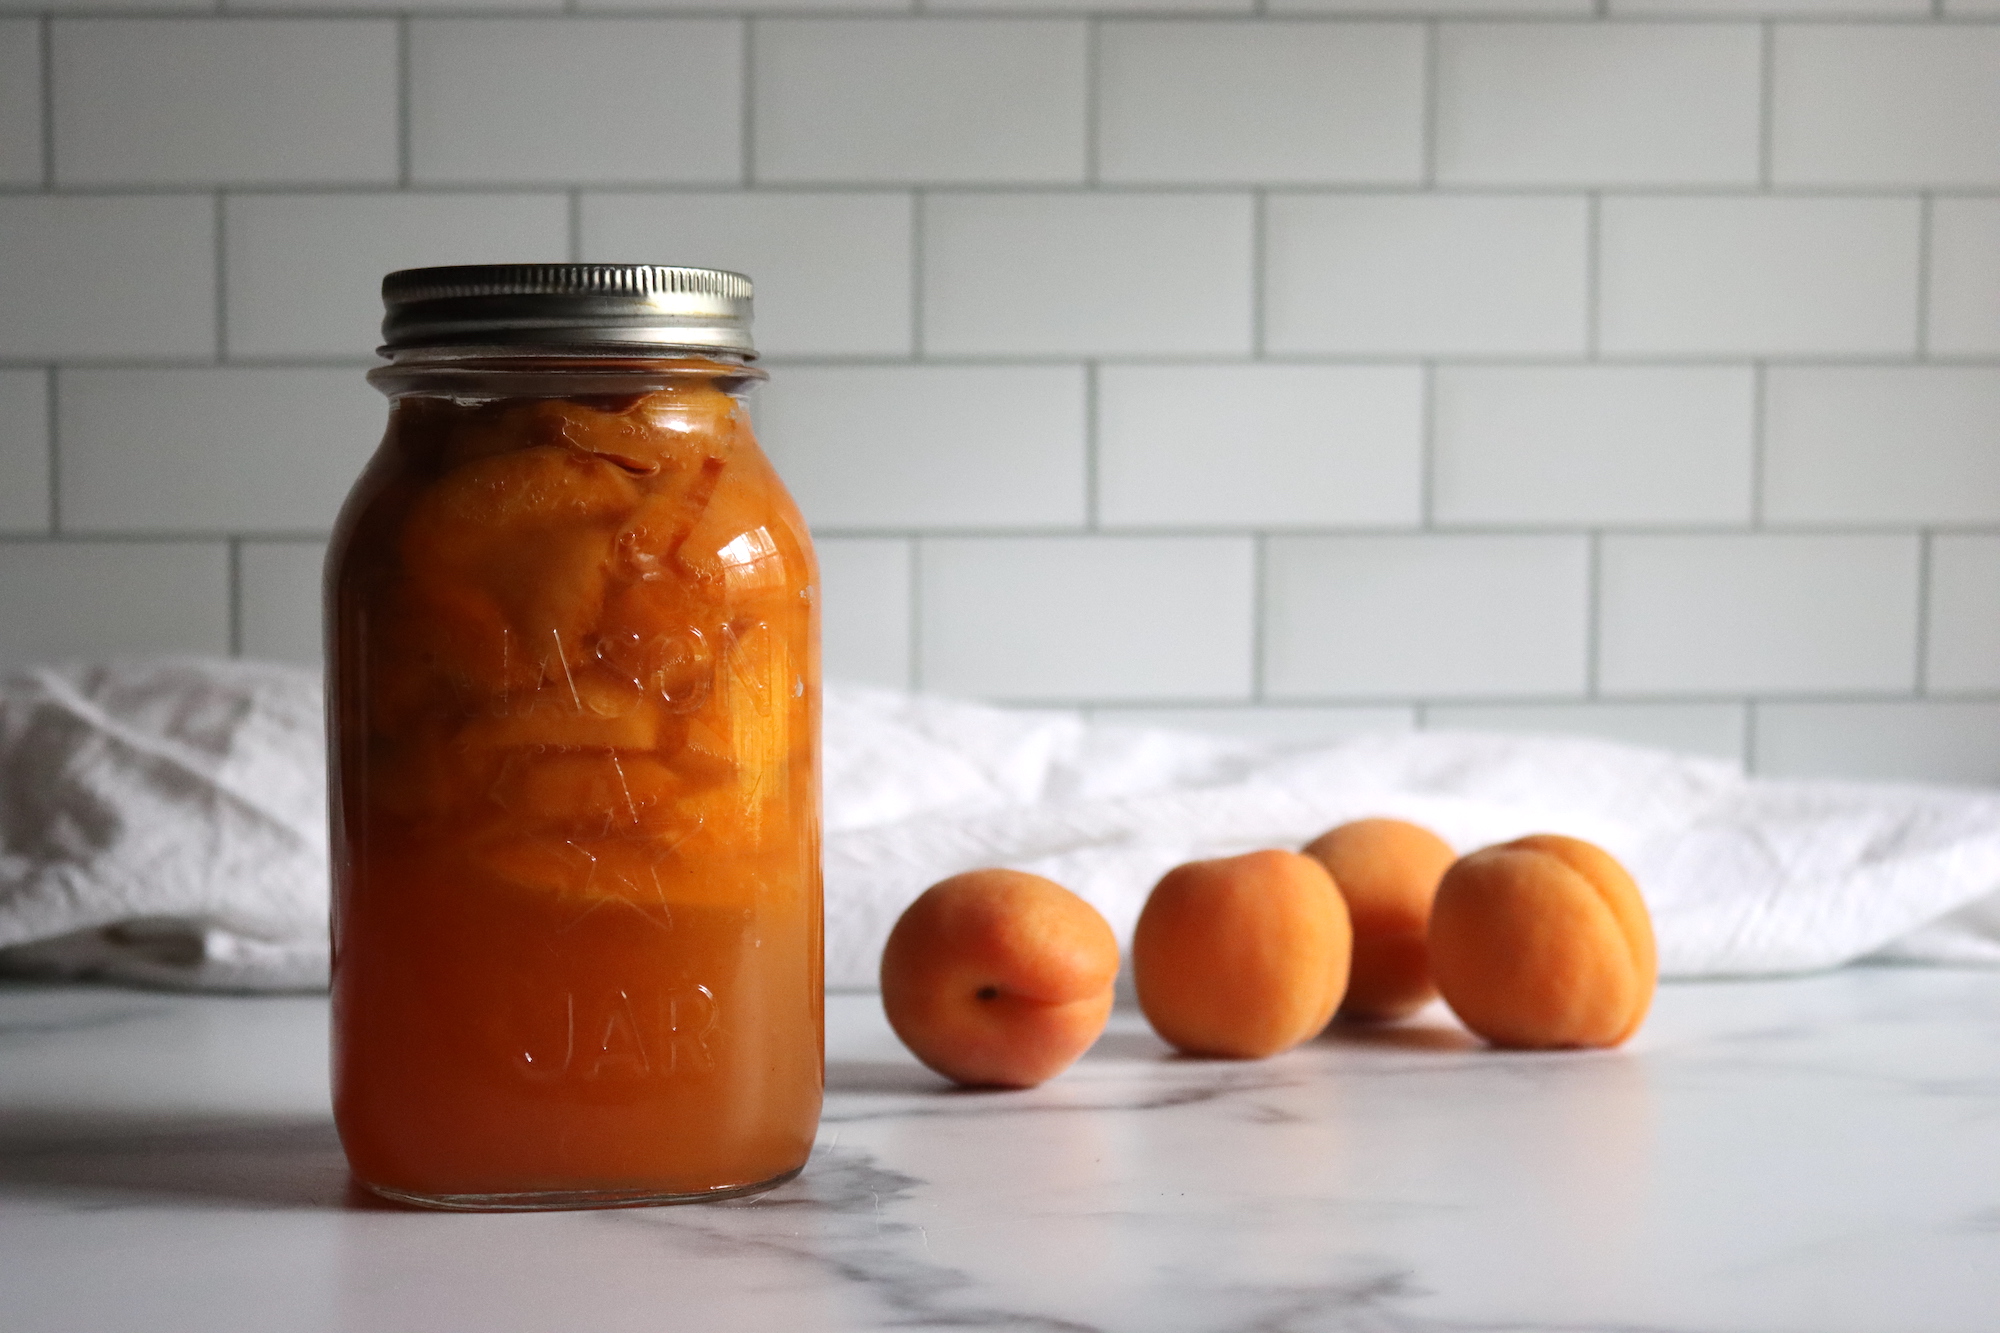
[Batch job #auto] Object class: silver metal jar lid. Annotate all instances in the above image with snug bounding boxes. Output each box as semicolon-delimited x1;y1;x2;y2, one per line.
379;264;755;357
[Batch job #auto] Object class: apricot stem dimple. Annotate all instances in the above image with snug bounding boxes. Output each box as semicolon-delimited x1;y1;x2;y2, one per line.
975;985;1001;1002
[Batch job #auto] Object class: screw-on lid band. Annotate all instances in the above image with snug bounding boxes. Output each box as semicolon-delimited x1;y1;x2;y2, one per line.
379;264;755;357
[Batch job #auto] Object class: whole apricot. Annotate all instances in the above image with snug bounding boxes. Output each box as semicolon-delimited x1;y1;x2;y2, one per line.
1428;834;1656;1050
880;869;1120;1089
1304;818;1457;1023
1132;850;1352;1060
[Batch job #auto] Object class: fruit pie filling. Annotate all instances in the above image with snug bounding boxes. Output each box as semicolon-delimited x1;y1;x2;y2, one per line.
328;369;822;1202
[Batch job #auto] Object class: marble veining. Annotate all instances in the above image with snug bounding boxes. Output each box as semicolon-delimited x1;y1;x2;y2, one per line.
1;969;1997;1332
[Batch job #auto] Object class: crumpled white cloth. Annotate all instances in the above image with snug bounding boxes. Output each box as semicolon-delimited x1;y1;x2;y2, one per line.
3;659;1998;992
0;660;328;990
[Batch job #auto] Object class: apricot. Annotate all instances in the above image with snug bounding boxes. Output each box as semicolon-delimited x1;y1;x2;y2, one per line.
1304;818;1457;1023
398;444;641;689
1132;850;1352;1060
1428;834;1657;1050
880;870;1120;1089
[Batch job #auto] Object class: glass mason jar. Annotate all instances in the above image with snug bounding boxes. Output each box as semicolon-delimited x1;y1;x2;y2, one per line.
326;265;822;1210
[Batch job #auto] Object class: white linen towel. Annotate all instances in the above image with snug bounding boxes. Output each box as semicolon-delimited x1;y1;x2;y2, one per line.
2;658;1997;991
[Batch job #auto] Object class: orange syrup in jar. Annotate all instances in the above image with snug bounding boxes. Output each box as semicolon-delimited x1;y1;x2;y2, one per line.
328;353;821;1209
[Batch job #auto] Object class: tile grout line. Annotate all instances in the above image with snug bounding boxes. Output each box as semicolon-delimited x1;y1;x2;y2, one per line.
1420;20;1438;189
396;15;411;188
50;6;1982;16
1250;531;1266;704
741;17;755;187
1585;530;1602;698
18;352;2000;373
907;537;923;693
8;182;2000;202
494;518;2000;542
1757;20;1774;189
1418;360;1436;529
910;191;925;359
1914;528;1933;695
1083;16;1099;187
214;192;228;362
1584;192;1601;360
49;6;1997;18
1084;360;1099;531
3;530;344;546
1750;361;1767;527
1914;192;1933;359
1250;189;1266;359
39;16;53;188
227;536;244;657
45;365;60;536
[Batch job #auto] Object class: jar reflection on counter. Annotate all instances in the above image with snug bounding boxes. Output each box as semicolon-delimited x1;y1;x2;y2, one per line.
326;266;822;1211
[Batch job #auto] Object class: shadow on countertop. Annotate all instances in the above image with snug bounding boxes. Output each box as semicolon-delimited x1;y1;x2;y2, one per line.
822;1059;955;1096
0;1110;396;1212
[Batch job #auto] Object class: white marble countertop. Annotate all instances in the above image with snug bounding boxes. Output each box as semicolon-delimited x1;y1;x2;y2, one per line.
3;968;1998;1332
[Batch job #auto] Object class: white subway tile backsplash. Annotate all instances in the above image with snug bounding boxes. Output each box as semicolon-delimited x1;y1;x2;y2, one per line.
1925;534;2000;695
225;193;570;361
1598;534;1920;695
1617;0;1925;11
1264;535;1590;699
0;372;49;534
588;0;904;10
4;0;212;11
1773;26;2000;188
1424;701;1748;763
582;193;912;358
1090;704;1416;744
919;536;1254;701
1436;23;1760;186
53;19;395;187
0;541;229;670
0;9;1990;786
1097;364;1423;529
1928;198;2000;357
1278;0;1587;10
1097;21;1423;185
1433;366;1754;527
0;21;39;185
410;19;741;185
1597;197;1921;356
922;193;1253;356
1754;701;2000;785
239;540;325;666
0;196;214;361
758;365;1086;530
58;369;381;535
932;0;1244;10
1764;368;2000;526
1265;195;1589;355
753;19;1086;185
254;0;557;11
814;537;912;690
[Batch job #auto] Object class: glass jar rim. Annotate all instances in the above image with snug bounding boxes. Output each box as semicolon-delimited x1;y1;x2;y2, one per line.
367;349;767;401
